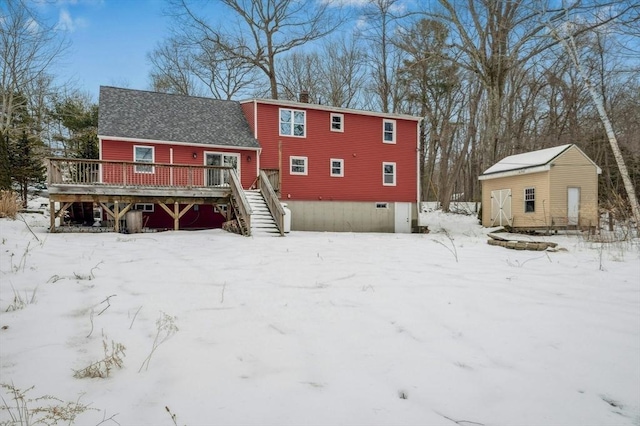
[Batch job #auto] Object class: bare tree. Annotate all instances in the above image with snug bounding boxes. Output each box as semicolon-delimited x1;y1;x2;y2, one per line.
193;39;261;100
148;36;201;96
317;35;368;108
277;51;322;102
547;4;640;227
172;0;344;99
396;18;459;202
1;0;67;134
359;0;413;113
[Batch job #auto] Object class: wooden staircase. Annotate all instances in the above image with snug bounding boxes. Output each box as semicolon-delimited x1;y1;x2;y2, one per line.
244;190;280;236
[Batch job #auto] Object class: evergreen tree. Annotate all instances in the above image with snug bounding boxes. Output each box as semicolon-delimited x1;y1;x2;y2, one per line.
0;132;11;190
51;96;98;159
11;131;45;207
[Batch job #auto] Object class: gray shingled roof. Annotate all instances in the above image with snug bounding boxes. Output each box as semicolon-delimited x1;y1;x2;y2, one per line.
98;86;260;149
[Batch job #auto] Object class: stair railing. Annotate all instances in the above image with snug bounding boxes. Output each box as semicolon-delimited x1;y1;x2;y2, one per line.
228;169;252;236
259;170;285;236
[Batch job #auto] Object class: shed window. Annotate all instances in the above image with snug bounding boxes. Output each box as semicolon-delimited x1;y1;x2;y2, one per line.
524;188;535;212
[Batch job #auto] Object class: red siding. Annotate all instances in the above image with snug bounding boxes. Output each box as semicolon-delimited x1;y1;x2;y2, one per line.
241;102;256;137
140;205;225;230
100;139;258;188
252;103;418;202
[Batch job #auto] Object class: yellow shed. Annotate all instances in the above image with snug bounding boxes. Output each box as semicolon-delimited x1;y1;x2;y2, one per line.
479;144;601;230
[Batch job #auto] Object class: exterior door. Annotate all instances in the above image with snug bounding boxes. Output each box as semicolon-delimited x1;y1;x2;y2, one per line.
491;189;512;227
567;187;580;226
394;202;412;233
205;153;238;186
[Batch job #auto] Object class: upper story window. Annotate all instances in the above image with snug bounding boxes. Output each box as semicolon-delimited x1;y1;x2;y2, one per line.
382;162;396;186
525;187;535;212
280;108;306;137
383;119;396;144
290;156;308;175
134;145;154;173
330;158;344;177
330;113;344;132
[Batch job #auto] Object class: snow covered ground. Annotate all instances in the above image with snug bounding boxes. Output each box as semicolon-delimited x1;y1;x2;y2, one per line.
1;201;639;426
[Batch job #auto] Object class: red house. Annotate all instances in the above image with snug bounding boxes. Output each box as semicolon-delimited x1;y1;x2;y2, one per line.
67;87;421;234
241;99;422;232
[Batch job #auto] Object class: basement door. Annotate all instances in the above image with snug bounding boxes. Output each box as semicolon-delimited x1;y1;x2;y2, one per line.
205;153;238;186
568;187;580;226
394;202;412;233
490;189;512;227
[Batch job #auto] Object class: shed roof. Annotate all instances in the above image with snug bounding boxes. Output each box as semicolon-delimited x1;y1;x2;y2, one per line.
482;144;572;176
98;86;260;149
479;144;601;180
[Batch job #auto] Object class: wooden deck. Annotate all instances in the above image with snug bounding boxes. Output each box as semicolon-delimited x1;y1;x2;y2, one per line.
46;158;250;234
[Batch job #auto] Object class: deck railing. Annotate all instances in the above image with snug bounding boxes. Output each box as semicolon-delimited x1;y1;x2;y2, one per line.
259;169;285;235
228;168;252;235
47;158;234;189
262;168;280;194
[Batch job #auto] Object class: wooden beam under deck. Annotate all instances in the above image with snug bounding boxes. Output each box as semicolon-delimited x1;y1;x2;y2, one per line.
48;186;232;233
158;202;196;231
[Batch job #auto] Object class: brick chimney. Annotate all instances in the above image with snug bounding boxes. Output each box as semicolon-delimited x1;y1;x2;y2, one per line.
299;91;309;103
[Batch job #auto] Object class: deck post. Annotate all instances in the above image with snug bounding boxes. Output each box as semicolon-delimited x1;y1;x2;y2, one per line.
174;202;179;230
114;201;120;233
49;201;56;233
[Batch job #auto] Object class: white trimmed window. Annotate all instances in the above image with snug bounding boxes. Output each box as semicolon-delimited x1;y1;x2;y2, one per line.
330;158;344;177
134;145;154;173
280;108;306;137
525;187;535;212
134;203;154;212
383;119;396;144
382;162;396;186
330;113;344;132
290;156;308;175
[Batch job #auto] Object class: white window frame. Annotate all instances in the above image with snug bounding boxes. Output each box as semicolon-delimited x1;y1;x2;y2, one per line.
383;119;396;144
134;203;154;212
330;158;344;177
204;152;239;187
524;187;535;213
134;145;154;173
330;113;344;132
290;156;308;175
382;162;396;186
280;108;306;137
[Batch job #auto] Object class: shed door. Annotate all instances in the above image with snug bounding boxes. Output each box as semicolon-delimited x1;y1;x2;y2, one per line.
491;189;512;227
568;187;580;226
